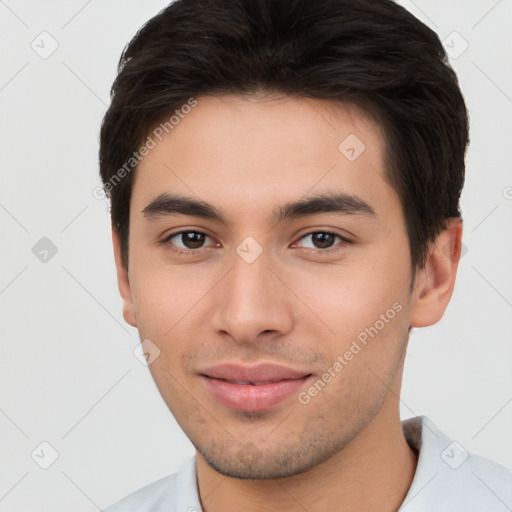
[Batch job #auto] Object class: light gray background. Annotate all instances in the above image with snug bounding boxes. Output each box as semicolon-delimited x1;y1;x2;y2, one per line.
1;0;511;510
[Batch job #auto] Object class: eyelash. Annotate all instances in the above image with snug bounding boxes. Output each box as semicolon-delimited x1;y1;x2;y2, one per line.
161;230;351;257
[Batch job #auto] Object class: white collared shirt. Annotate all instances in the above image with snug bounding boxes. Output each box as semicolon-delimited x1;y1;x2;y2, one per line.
104;415;512;511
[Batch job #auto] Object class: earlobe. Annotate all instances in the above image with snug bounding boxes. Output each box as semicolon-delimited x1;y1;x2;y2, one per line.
410;218;463;328
112;225;137;328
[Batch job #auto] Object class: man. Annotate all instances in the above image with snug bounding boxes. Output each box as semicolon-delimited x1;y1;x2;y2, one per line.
99;0;512;510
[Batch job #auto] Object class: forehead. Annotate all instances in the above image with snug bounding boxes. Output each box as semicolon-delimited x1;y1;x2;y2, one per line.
131;94;399;224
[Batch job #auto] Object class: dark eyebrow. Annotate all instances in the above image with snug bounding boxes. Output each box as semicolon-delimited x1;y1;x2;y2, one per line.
142;193;227;222
141;191;376;224
275;192;375;222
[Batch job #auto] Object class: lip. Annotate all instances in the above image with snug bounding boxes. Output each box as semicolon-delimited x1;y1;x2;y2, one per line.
198;362;313;412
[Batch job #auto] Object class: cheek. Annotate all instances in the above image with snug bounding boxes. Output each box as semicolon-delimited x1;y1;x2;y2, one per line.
129;266;186;341
128;260;221;368
287;246;410;345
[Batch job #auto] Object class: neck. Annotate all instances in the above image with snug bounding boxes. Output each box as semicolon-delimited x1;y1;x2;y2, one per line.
195;371;418;512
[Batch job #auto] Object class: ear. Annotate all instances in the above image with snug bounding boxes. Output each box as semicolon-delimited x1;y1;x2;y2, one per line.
112;225;137;328
410;218;463;328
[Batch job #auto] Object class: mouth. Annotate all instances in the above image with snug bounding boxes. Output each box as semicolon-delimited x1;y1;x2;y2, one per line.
198;362;313;412
214;379;293;386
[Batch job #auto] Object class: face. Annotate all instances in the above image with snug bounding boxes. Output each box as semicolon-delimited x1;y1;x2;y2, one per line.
118;94;421;479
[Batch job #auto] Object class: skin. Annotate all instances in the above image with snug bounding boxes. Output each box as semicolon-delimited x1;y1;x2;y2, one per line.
112;93;463;512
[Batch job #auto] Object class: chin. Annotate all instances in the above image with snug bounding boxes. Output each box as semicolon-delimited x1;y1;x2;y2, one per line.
194;433;349;480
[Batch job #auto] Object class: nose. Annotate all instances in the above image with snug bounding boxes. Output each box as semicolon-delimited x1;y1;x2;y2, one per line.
210;246;294;345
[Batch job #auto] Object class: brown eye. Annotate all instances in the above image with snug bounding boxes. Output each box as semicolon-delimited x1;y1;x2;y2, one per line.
311;232;337;249
297;231;346;251
179;232;206;249
164;231;214;253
